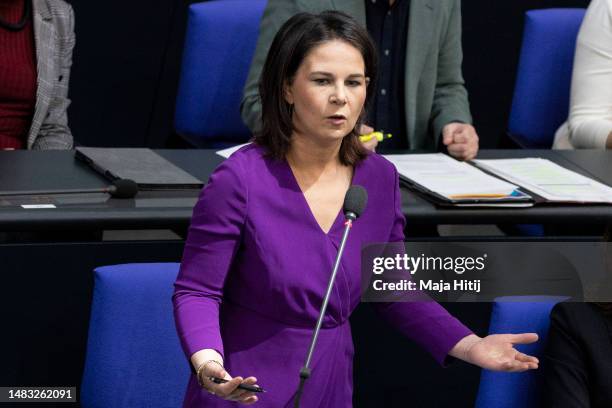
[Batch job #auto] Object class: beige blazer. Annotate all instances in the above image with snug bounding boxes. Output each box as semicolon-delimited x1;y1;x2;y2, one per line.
27;0;74;150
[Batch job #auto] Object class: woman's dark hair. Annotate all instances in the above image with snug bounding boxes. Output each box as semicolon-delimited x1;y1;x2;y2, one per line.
254;11;378;166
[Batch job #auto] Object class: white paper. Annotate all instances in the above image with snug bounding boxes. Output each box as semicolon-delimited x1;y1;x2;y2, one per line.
216;143;250;159
473;158;612;203
383;153;518;198
21;204;56;209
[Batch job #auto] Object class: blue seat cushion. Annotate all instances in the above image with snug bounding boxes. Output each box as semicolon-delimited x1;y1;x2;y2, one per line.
81;263;189;408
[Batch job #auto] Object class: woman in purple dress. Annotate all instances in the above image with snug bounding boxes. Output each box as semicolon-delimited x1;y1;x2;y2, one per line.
173;11;539;407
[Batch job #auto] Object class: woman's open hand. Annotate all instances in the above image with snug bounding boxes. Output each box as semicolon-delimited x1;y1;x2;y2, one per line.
450;333;539;372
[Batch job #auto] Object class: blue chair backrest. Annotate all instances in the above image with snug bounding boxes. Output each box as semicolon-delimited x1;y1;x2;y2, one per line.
475;296;567;408
81;263;188;408
508;9;585;148
174;0;267;147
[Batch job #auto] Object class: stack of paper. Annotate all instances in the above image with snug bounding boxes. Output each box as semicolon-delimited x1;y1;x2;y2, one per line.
383;153;533;206
473;158;612;204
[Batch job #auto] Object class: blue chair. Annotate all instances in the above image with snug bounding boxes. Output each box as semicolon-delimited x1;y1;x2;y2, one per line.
175;0;267;148
506;9;585;236
508;8;586;148
475;296;567;408
81;263;189;408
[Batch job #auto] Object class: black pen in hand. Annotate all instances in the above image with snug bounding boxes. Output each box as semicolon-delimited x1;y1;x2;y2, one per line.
208;377;266;393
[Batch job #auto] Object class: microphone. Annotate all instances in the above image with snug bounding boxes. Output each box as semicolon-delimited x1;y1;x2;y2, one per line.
343;185;367;220
105;179;139;198
0;179;139;199
293;185;368;408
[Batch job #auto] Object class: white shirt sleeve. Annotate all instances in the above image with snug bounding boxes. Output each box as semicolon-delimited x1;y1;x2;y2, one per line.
567;0;612;149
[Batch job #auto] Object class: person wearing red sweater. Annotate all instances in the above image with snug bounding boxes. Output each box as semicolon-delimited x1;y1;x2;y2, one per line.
0;0;74;150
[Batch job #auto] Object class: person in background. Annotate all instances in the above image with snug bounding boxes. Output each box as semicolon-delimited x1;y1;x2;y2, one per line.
241;0;479;159
174;11;537;407
541;232;612;407
0;0;74;150
540;302;612;407
553;0;612;150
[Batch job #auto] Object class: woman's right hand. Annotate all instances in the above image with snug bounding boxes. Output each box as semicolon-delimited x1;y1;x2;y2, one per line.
199;360;260;405
359;124;378;152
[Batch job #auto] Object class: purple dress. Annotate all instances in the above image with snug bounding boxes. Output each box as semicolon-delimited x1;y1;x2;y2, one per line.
173;144;471;407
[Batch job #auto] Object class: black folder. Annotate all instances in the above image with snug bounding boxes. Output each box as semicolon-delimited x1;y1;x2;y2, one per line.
398;176;535;208
75;147;203;189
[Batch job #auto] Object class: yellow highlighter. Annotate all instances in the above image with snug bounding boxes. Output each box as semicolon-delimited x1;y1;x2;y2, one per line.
359;131;392;143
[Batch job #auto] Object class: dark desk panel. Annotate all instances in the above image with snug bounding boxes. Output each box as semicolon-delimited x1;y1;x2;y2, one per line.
0;150;223;231
0;151;108;192
156;149;225;181
0;149;609;231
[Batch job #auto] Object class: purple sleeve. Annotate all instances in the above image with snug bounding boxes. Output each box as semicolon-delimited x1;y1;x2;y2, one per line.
172;157;247;361
371;168;472;366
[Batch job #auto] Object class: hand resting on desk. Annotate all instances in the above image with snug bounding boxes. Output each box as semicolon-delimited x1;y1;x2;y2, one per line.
443;122;479;161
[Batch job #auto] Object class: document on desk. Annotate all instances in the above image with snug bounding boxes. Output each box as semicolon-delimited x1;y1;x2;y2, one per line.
473;158;612;204
383;153;532;205
216;143;250;158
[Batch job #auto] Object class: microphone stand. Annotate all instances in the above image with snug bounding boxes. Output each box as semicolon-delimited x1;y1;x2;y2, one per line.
293;211;357;408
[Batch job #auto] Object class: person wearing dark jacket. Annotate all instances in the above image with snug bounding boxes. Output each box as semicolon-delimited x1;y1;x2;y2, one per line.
541;302;612;407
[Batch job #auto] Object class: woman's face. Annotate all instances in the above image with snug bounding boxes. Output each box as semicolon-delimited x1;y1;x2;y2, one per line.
284;39;368;144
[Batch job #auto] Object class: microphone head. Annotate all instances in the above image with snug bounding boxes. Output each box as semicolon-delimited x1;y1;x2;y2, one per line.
343;185;368;219
109;179;139;198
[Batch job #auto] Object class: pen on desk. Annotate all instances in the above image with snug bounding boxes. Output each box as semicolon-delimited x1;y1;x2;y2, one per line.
208;377;266;393
359;131;392;143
